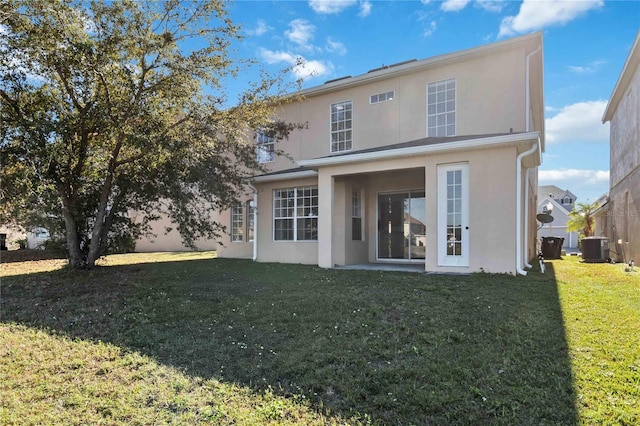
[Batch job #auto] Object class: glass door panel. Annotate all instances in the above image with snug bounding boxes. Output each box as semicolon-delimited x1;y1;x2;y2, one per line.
409;191;426;259
378;193;407;259
378;191;425;261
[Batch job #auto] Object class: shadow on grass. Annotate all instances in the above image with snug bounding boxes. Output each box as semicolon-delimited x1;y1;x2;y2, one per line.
1;257;578;424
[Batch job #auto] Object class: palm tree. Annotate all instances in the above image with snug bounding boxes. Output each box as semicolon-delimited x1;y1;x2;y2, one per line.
566;200;601;238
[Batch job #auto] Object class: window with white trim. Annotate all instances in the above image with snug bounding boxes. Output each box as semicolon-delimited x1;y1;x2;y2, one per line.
256;128;275;163
274;187;318;241
427;78;456;137
247;201;255;242
330;100;352;152
352;189;362;241
370;91;394;104
231;204;243;242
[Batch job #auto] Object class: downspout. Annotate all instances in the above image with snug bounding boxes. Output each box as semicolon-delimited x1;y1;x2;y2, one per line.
517;44;543;275
247;182;258;261
523;168;532;269
516;140;539;276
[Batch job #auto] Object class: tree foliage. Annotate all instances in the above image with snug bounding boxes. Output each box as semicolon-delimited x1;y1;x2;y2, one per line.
566;200;601;239
1;0;301;268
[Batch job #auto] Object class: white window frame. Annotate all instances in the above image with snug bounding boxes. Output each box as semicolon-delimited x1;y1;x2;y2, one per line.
370;91;395;104
273;187;318;241
256;127;275;163
352;189;363;241
437;163;469;267
330;100;353;153
246;201;255;242
427;78;456;137
231;204;244;242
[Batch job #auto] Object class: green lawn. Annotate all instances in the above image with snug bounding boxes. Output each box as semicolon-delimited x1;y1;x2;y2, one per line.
1;252;638;425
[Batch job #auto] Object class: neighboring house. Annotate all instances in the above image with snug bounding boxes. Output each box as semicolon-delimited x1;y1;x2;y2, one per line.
536;194;578;250
537;184;578;249
216;32;545;275
602;30;640;264
538;185;576;212
0;225;50;250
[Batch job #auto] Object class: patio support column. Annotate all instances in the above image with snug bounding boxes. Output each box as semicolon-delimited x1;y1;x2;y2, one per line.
318;170;335;268
424;165;429;272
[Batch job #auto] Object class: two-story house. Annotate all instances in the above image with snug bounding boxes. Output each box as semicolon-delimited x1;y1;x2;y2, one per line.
537;185;578;249
602;30;639;264
217;32;545;275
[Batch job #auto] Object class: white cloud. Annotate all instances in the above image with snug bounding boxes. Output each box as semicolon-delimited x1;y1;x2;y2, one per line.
258;48;333;80
423;21;437;37
326;37;347;55
499;0;604;38
285;19;316;51
539;169;609;185
545;100;609;145
359;1;372;17
566;60;605;74
475;0;505;12
441;0;471;12
247;19;272;37
309;0;357;14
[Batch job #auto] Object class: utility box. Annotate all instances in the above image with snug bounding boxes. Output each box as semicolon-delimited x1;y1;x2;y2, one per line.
581;237;609;263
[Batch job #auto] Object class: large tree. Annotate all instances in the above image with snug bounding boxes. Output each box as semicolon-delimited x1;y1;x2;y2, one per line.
1;0;299;268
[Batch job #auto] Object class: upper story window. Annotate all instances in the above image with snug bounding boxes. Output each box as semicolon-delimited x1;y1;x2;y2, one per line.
330;100;352;153
427;78;456;137
562;197;572;205
256;128;275;163
370;91;394;104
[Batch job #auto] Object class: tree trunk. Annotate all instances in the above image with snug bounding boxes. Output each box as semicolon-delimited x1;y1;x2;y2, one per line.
61;204;86;269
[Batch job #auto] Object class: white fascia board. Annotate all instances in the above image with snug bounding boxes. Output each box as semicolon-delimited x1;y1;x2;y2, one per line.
252;170;318;183
298;132;540;168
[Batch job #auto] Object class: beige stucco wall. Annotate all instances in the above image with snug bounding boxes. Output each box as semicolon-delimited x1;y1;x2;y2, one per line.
248;176;320;264
233;144;526;274
134;204;218;252
263;44;530;175
215;34;542;273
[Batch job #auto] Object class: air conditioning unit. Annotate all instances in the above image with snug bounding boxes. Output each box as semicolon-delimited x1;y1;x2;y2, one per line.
581;237;609;263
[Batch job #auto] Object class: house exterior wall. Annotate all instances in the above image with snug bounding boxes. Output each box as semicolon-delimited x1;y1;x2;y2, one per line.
267;47;529;175
244;145;521;273
134;211;218;252
216;33;543;274
607;33;640;263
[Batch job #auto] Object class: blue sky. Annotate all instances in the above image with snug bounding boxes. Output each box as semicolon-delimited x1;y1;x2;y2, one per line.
223;0;639;204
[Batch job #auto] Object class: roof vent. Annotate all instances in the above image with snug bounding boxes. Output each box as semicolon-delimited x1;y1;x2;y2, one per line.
367;65;388;73
388;59;417;68
368;59;417;73
324;75;352;85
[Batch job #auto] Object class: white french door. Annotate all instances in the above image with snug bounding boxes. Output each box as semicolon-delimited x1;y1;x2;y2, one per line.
437;163;469;267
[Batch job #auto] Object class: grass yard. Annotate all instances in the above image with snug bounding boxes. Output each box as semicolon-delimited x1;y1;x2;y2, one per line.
1;252;638;425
